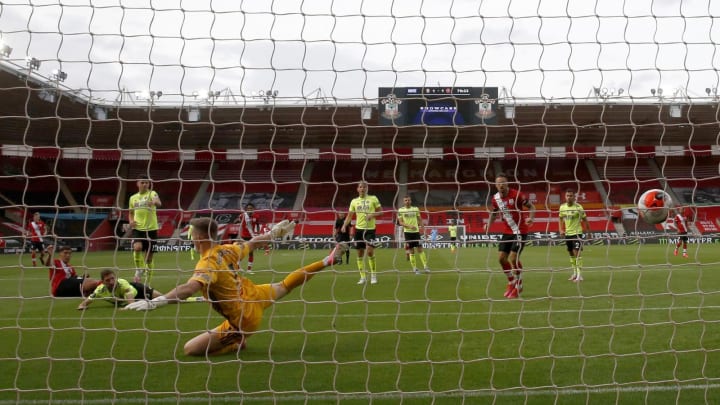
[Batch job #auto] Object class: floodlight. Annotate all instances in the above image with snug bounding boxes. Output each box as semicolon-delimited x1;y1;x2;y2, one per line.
194;89;220;101
51;69;67;82
0;44;12;58
136;90;162;102
25;56;40;70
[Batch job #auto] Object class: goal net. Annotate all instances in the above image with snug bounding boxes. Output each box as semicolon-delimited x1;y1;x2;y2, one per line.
1;1;719;404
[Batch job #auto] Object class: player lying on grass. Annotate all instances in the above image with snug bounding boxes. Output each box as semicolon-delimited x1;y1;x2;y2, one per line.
77;268;163;310
125;217;347;356
43;244;101;298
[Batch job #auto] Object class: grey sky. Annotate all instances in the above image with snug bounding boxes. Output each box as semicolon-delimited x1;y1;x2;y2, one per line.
0;0;718;104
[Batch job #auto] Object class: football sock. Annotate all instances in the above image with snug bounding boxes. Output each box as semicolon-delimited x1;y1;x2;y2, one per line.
575;256;583;276
133;251;144;270
501;261;513;281
31;252;36;266
419;251;428;269
409;253;417;269
146;259;155;284
569;257;577;274
281;260;326;291
368;256;377;274
514;260;523;279
357;257;366;279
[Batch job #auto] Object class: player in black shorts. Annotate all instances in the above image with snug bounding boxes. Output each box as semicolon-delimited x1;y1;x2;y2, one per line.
77;269;163;310
333;212;351;264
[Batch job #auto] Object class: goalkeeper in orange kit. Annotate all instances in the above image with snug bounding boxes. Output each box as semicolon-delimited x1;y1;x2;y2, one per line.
125;216;346;356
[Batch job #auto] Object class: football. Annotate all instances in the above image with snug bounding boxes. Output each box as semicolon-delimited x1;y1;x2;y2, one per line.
637;189;672;224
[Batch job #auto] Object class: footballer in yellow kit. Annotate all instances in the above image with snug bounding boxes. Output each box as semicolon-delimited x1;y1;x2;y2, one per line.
189;243;275;341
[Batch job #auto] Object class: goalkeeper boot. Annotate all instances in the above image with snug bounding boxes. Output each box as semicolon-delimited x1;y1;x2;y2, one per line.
271;220;297;239
568;273;577;281
682;251;688;258
574;274;584;282
506;287;519;299
370;275;378;285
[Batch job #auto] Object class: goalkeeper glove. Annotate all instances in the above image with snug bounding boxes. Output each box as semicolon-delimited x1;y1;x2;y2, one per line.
124;296;168;311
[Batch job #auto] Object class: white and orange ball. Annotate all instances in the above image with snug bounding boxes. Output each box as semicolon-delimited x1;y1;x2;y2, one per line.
638;189;672;224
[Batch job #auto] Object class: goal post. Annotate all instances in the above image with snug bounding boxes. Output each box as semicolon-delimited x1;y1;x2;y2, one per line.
2;2;720;404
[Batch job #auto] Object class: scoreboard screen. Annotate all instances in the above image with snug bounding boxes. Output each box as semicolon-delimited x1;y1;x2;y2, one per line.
377;87;498;126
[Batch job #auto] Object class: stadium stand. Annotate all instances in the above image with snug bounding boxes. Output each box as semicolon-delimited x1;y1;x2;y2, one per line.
57;159;120;207
497;158;597;208
305;160;400;209
204;160;304;210
2;156;74;207
594;157;662;205
657;156;720;204
175;161;211;209
407;159;490;209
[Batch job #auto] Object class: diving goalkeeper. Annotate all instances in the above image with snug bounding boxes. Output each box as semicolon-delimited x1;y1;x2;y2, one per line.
125;216;346;356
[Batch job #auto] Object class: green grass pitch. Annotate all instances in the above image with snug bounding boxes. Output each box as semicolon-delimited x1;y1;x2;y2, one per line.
0;242;718;404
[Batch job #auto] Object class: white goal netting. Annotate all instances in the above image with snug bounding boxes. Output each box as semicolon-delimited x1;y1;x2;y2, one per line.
1;1;719;404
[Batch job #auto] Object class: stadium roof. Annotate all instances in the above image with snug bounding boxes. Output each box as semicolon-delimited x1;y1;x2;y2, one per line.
0;63;718;151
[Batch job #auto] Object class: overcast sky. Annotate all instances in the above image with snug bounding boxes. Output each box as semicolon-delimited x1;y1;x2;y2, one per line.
1;0;719;104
